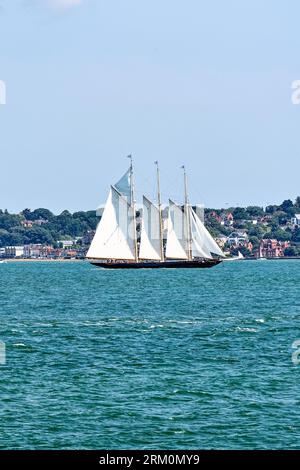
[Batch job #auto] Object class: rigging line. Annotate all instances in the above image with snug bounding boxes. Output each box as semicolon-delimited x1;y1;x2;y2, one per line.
133;166;158;202
160;170;186;204
135;161;182;203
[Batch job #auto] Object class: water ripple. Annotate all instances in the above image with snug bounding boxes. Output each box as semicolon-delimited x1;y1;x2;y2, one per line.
0;260;300;449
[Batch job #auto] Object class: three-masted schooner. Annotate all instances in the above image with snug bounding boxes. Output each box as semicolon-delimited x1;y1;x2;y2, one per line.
86;157;224;269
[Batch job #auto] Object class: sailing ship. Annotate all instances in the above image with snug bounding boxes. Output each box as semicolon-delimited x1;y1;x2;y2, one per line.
86;157;225;269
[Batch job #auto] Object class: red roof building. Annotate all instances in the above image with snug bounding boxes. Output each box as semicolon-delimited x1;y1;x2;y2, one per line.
259;239;290;258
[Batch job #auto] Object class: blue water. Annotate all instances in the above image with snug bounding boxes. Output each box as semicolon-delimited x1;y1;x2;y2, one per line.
0;260;300;449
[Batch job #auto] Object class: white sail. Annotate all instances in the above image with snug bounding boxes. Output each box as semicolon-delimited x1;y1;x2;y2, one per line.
189;208;213;259
139;196;161;260
86;186;135;260
166;200;188;260
115;168;131;203
190;208;225;258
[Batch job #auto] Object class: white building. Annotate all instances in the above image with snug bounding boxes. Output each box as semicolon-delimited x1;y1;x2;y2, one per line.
57;240;74;248
227;231;248;246
291;214;300;226
5;246;24;258
24;244;43;258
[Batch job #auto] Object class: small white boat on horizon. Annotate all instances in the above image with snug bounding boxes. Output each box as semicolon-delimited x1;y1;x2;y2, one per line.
223;251;245;262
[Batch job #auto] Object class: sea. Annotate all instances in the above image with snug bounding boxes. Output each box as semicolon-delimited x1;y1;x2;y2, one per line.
0;260;300;450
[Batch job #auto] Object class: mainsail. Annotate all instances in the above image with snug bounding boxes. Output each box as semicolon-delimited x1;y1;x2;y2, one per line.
166;200;188;260
86;186;135;260
139;196;162;260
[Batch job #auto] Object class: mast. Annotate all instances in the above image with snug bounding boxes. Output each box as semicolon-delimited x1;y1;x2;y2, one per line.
155;161;164;261
128;155;138;261
182;165;192;261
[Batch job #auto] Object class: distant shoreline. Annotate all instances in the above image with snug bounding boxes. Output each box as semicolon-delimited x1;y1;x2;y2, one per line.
1;257;300;264
1;258;84;263
244;256;300;260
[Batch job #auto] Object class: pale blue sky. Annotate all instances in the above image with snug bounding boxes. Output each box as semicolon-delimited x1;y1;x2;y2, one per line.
0;0;299;213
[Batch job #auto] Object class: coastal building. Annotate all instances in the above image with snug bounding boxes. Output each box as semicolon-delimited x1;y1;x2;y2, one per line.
291;214;300;226
210;211;222;224
57;240;74;249
82;231;95;245
64;249;78;259
21;219;48;228
5;246;24;258
226;212;234;225
210;211;233;226
23;244;53;258
21;220;33;228
246;241;253;252
33;218;48;226
0;243;87;260
227;231;248;247
259;239;290;258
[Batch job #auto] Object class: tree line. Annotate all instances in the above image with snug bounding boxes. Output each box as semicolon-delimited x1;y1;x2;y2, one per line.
0;208;98;247
1;198;300;252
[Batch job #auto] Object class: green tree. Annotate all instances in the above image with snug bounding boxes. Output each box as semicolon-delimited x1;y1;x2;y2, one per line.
280;199;293;212
291;227;300;243
266;205;278;214
232;207;247;220
0;232;24;247
21;208;33;220
269;228;291;241
32;208;54;221
24;227;55;245
248;225;267;238
284;246;299;256
0;212;23;230
249;236;260;249
245;206;264;218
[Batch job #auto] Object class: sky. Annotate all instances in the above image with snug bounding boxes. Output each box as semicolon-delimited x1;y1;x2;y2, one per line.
0;0;300;213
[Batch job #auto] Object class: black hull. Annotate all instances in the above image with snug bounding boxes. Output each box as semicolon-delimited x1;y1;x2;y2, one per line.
90;259;222;269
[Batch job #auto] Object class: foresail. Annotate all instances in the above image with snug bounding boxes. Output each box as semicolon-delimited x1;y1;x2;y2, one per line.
86;186;135;260
115;168;131;203
139;196;161;260
166;200;188;260
190;208;225;258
